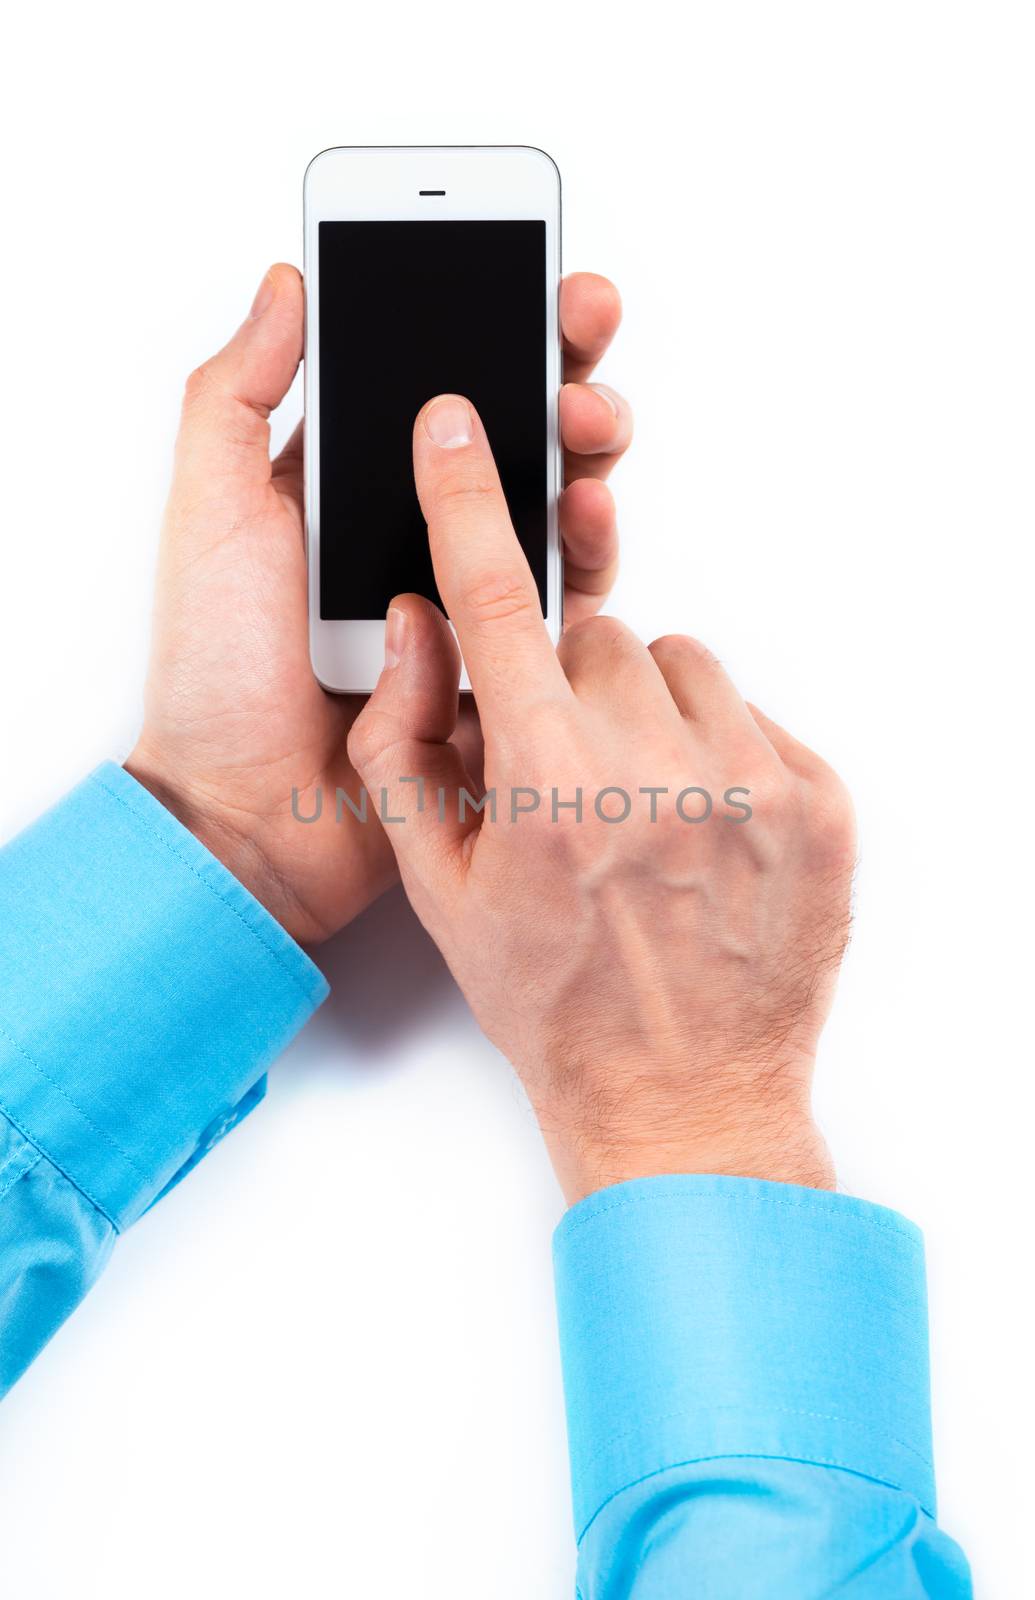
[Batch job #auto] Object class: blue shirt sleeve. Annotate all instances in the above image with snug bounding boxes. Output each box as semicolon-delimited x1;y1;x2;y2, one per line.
553;1175;972;1598
0;767;976;1598
0;762;327;1395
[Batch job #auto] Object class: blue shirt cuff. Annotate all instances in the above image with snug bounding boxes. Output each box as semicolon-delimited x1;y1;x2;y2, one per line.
0;762;328;1231
553;1174;935;1542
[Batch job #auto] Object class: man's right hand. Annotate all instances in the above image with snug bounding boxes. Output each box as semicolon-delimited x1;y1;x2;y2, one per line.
347;394;856;1204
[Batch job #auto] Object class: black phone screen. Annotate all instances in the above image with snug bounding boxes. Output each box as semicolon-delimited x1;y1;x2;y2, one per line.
317;220;547;620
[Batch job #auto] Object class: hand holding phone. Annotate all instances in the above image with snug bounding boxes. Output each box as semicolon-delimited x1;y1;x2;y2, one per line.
126;248;631;945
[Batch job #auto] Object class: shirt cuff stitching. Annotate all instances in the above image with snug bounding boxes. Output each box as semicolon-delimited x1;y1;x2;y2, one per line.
90;771;321;1010
0;1095;119;1231
571;1399;934;1497
0;1015;150;1187
0;1139;41;1203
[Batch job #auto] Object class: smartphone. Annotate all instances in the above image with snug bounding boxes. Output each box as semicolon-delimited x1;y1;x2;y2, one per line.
303;145;563;693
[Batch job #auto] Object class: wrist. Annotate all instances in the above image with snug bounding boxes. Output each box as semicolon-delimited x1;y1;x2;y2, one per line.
561;1131;835;1207
534;1079;835;1206
123;746;313;945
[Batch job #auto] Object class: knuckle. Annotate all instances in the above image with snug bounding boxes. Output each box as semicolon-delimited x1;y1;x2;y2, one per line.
179;361;268;452
569;613;640;662
744;764;795;818
182;362;216;410
586;613;633;647
461;570;536;626
346;708;389;773
810;769;858;864
432;470;500;511
652;633;719;670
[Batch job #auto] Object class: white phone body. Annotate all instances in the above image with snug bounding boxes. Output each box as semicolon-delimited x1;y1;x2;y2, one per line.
303;145;563;694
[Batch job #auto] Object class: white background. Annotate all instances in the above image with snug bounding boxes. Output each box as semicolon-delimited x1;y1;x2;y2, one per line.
0;2;1031;1594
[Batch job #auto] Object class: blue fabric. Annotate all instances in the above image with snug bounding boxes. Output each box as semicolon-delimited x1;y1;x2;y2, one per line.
0;763;327;1392
554;1175;971;1596
0;769;971;1594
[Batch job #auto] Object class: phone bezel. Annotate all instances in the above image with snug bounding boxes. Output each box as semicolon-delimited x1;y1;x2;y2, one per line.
303;144;563;694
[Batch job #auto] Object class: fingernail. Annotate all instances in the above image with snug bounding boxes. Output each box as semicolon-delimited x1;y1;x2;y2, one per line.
590;383;620;417
384;607;407;669
423;396;474;448
249;271;275;320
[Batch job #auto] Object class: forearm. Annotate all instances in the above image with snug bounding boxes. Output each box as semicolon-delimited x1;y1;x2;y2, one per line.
0;764;326;1396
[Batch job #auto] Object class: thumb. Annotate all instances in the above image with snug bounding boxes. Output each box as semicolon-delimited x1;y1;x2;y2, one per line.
346;596;480;901
172;263;303;505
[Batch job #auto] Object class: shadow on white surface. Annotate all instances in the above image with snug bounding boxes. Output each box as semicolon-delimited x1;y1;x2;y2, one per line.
302;884;471;1063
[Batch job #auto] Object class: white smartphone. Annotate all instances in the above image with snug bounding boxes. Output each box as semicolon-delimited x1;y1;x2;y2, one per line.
303;145;563;693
